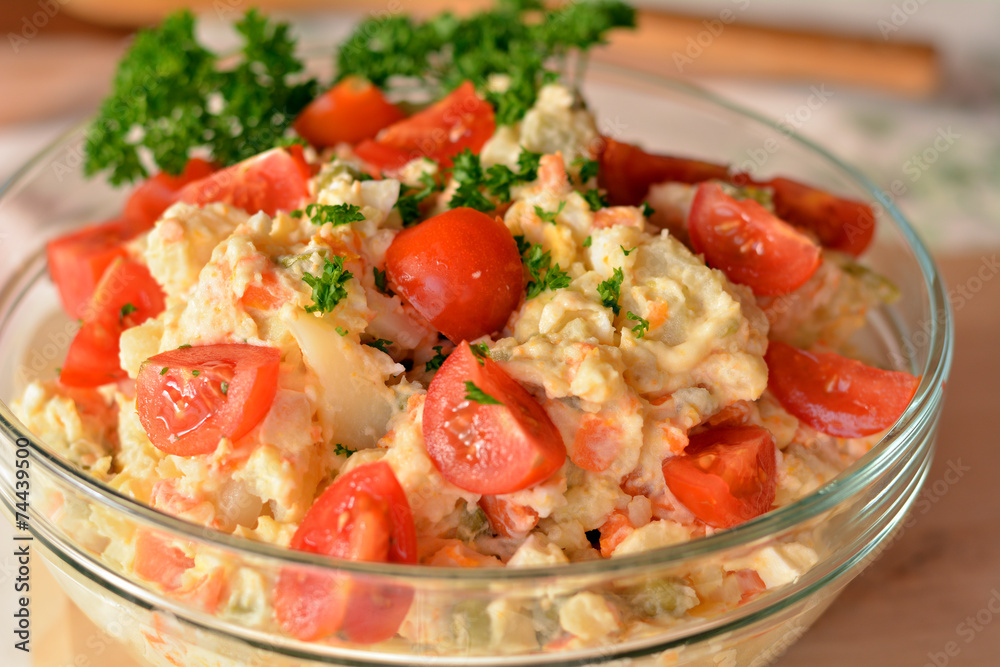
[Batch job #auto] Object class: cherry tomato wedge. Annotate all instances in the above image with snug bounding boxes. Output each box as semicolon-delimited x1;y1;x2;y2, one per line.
662;425;777;529
136;343;280;456
123;157;216;231
274;461;417;643
352;140;416;174
422;342;566;495
385;207;523;343
598;139;877;256
177;147;310;217
688;182;821;296
46;219;132;319
598;137;731;206
369;81;495;169
60;258;165;387
294;77;405;148
766;177;875;257
765;340;920;438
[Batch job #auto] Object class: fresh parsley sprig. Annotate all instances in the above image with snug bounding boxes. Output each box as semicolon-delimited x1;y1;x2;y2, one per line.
84;10;315;185
627;311;649;338
425;346;450;372
303;256;353;313
515;236;571;300
597;267;624;315
305;203;365;226
465;381;503;406
448;148;544;212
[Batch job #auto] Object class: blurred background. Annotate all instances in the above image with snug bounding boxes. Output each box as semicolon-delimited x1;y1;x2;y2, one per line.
2;1;998;666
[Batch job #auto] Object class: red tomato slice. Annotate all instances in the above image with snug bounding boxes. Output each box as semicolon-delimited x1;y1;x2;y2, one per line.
385;207;522;343
177;147;310;217
422;342;566;495
765;340;920;438
767;177;875;257
133;530;194;591
598;139;877;256
373;81;495;169
688;182;821;296
294;77;405;148
123;157;216;231
662;425;777;529
274;461;417;643
598;137;731;206
352;139;417;174
60;258;165;387
46;219;132;319
135;343;280;456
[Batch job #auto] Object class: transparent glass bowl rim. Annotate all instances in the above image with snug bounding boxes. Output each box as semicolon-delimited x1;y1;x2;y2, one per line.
0;61;954;582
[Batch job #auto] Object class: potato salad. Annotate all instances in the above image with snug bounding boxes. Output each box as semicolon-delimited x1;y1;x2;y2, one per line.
14;3;920;654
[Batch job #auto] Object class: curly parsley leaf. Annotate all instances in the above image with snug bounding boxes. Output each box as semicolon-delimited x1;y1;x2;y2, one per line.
306;203;365;226
573;157;600;184
583;235;592;248
373;267;391;295
365;338;393;353
333;443;356;457
85;10;315;185
425;346;450;372
521;241;571;300
626;311;649;338
336;1;634;126
534;201;566;224
303;256;353;313
642;202;655;218
583;188;608;212
464;381;504;406
470;342;491;364
621;245;635;256
597;267;624;315
396;171;442;226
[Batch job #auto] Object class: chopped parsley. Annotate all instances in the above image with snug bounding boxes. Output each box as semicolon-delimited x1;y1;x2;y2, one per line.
305;203;365;226
220;381;229;395
289;209;304;219
333;443;356;458
191;369;201;376
642;202;655;217
119;303;137;321
583;235;592;248
534;201;566;224
373;267;390;295
626;311;649;338
470;342;491;364
336;1;635;126
448;148;543;211
365;338;393;353
178;344;192;349
160;367;169;375
597;267;624;315
573;157;600;184
302;256;353;313
425;346;450;372
621;245;635;256
464;381;503;406
335;326;348;336
516;237;571;300
84;10;315;184
583;188;608;212
396;171;442;226
450;180;495;213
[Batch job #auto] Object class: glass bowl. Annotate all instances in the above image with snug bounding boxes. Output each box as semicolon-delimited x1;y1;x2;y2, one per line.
0;62;953;667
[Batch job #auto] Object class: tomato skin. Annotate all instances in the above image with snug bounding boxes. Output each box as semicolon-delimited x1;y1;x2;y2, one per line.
274;461;417;643
422;342;566;495
598;137;731;206
177;147;310;216
385;207;523;343
372;81;495;168
294;77;405;148
352;139;417;174
662;425;777;529
124;158;216;231
59;258;165;387
136;344;280;456
46;219;133;319
766;177;875;257
765;341;920;438
688;182;821;296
